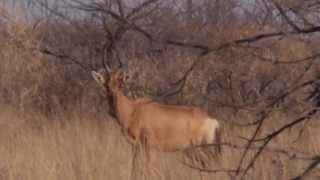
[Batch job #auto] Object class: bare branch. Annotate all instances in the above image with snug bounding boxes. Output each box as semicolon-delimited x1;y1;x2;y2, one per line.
193;142;317;161
126;0;159;19
180;160;240;174
292;156;320;180
239;108;318;180
39;47;91;72
272;1;302;32
235;110;270;176
254;109;318;142
115;0;125;17
234;78;316;178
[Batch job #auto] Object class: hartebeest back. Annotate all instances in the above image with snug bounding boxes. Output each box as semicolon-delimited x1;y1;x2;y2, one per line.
92;69;221;154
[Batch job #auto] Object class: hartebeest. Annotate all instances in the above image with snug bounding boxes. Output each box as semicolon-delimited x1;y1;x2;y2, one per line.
92;69;221;156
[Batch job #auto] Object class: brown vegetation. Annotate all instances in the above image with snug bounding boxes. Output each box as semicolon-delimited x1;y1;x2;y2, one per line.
1;1;320;180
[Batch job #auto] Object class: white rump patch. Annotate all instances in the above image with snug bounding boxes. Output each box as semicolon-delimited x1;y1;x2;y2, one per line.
202;118;220;143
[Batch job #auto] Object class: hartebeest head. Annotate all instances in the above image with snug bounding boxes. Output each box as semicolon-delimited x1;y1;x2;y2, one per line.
92;69;126;118
91;69;128;94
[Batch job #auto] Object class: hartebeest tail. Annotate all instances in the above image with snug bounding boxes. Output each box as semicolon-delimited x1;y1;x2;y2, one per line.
92;69;222;158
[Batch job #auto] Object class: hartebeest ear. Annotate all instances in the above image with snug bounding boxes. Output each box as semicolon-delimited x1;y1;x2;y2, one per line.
91;71;106;86
122;72;130;81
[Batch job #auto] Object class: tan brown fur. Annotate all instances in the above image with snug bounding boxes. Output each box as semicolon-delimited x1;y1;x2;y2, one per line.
92;70;221;156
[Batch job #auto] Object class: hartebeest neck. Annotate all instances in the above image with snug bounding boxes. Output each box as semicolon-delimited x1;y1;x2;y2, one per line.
113;89;134;129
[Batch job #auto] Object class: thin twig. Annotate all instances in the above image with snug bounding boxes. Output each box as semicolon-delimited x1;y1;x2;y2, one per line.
292;156;320;180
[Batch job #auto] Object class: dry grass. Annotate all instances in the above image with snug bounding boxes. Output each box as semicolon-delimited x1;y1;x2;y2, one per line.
0;107;319;180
